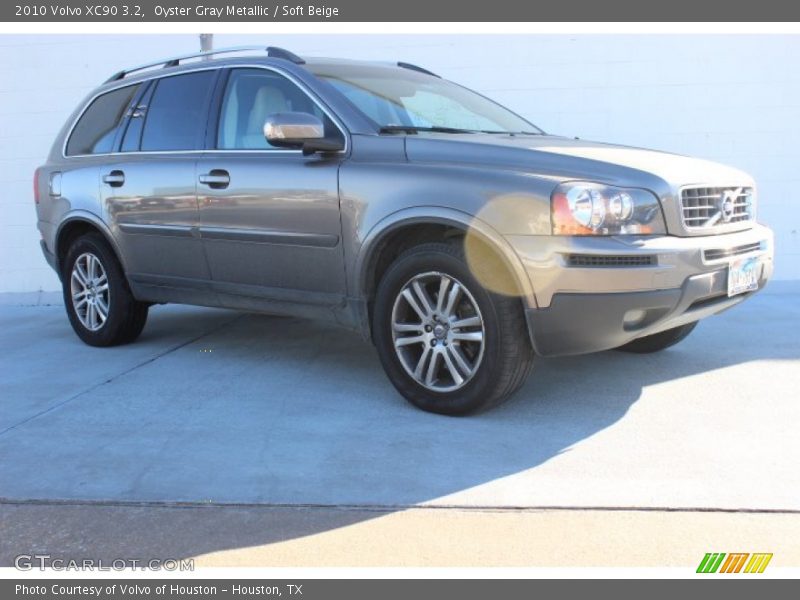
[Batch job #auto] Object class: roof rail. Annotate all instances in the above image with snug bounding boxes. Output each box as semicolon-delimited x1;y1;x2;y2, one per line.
397;62;440;78
266;46;305;65
104;46;305;83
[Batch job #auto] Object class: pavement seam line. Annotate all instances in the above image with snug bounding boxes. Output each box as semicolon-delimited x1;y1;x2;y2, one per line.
0;498;798;515
0;314;245;438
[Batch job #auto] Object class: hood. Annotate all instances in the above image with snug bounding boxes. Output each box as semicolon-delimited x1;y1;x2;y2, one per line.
403;134;753;193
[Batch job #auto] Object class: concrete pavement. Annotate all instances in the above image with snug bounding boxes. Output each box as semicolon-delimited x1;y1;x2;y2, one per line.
2;503;799;567
1;282;799;566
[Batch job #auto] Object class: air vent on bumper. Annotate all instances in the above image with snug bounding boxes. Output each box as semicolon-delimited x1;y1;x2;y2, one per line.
566;254;657;268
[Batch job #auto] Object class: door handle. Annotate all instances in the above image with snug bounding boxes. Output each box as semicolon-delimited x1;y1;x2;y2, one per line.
199;169;230;189
102;170;125;187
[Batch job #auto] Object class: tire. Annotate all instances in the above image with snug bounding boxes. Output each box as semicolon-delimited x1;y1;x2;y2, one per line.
62;233;149;347
372;242;533;415
615;322;698;354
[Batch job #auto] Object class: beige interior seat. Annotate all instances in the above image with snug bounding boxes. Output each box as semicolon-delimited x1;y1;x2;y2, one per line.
241;87;290;148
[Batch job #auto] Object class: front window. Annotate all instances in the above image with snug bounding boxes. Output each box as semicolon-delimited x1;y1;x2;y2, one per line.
308;63;541;134
216;68;343;150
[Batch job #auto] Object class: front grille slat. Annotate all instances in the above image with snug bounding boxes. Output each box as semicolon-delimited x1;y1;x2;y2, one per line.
567;254;657;268
703;241;763;261
680;186;755;231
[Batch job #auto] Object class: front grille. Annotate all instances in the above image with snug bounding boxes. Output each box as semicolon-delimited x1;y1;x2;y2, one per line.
566;254;657;268
681;186;754;230
704;241;764;262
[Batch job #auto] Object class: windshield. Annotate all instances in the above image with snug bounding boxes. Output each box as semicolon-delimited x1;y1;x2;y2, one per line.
307;63;542;134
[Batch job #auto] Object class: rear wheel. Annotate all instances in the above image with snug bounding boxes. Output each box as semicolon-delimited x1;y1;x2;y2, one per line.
615;322;698;354
373;242;533;415
62;233;149;347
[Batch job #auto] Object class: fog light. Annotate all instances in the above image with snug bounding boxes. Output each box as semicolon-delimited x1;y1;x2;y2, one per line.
623;309;647;327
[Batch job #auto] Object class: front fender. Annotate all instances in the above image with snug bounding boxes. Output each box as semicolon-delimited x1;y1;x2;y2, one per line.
355;206;537;309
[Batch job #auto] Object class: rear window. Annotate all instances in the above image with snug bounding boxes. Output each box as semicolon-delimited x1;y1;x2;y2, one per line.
66;84;140;156
140;71;216;151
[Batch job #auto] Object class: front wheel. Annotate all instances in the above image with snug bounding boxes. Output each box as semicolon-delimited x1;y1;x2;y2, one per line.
615;322;698;354
372;242;533;415
62;233;149;347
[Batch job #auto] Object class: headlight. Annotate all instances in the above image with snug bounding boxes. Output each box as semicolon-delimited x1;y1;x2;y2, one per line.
551;182;666;235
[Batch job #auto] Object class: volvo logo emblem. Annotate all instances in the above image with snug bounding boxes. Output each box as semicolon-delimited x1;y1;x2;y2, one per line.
719;188;741;223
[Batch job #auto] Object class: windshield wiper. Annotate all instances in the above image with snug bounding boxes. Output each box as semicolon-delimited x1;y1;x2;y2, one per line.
378;125;478;135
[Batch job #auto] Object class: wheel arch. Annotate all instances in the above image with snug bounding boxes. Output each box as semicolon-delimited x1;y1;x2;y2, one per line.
356;208;537;327
55;213;127;279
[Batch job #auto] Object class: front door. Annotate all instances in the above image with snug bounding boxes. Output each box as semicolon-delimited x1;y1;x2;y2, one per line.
197;67;348;305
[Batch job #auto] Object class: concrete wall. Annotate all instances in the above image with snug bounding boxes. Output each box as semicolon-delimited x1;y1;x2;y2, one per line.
2;33;797;294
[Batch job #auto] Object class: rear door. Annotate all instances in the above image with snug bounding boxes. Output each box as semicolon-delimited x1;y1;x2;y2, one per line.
102;69;219;290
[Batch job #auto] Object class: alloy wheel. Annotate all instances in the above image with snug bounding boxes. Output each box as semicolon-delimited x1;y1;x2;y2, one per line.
70;252;110;331
391;271;485;392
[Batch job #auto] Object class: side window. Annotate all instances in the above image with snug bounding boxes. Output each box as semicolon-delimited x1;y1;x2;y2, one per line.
139;71;216;151
66;84;140;156
217;68;343;150
119;83;153;153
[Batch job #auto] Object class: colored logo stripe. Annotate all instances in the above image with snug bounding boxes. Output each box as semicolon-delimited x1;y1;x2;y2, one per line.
744;553;773;573
697;553;726;573
719;553;749;573
696;552;773;573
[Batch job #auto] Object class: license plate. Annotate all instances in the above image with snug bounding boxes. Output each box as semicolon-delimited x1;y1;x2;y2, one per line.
727;256;760;297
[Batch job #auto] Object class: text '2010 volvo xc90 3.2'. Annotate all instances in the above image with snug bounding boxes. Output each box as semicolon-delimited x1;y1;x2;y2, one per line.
34;46;774;415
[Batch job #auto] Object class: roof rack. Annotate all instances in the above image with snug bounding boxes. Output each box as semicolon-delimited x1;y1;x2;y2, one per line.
397;62;440;78
104;46;305;83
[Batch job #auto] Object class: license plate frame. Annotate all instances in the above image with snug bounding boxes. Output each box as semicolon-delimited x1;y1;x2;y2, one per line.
727;256;761;297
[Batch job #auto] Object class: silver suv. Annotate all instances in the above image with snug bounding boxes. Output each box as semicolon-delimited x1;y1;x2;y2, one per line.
34;46;774;415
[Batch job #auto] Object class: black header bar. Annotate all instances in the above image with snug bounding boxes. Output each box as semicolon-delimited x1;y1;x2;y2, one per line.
3;0;800;22
3;579;791;600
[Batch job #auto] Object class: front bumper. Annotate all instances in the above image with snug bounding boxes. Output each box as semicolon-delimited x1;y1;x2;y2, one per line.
508;224;774;356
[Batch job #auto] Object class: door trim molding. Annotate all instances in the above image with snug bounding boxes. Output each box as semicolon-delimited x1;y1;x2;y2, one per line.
199;226;339;248
118;222;195;238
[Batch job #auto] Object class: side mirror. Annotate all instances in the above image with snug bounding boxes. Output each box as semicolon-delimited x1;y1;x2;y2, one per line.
263;112;344;155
